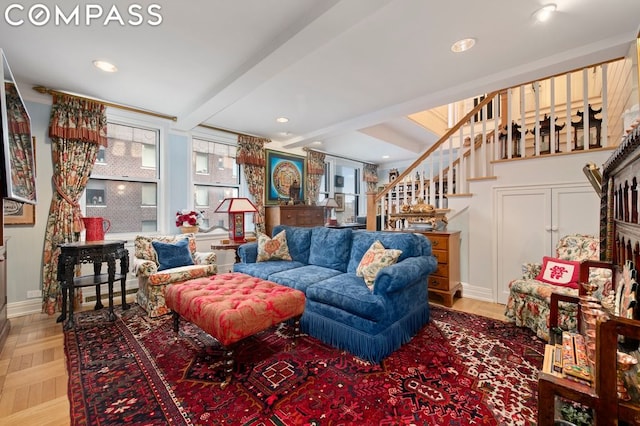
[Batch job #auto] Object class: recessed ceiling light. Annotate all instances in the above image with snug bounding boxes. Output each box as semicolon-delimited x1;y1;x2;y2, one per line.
382;155;390;159
451;38;476;53
533;4;557;23
93;60;118;73
276;117;289;123
311;140;323;146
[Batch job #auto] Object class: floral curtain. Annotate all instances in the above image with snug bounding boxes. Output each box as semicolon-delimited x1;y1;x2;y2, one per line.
306;149;326;203
237;135;270;234
42;94;107;315
5;83;36;201
364;163;379;193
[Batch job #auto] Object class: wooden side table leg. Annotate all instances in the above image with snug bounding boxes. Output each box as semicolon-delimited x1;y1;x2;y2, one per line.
120;250;130;310
106;256;116;321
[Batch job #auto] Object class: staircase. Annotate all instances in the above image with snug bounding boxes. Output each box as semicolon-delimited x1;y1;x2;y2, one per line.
366;57;639;234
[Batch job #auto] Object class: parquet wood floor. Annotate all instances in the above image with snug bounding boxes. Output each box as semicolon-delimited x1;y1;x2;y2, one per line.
0;296;505;425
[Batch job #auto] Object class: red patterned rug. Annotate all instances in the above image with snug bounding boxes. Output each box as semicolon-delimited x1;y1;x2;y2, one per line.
64;304;544;425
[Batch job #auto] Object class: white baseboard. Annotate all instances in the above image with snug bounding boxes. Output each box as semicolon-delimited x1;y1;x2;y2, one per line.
458;281;495;302
8;299;42;318
8;279;140;319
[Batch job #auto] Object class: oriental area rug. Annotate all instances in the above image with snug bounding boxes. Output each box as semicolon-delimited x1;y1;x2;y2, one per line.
64;304;544;425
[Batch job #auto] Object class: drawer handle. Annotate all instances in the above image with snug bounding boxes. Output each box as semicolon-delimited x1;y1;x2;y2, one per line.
431;240;439;246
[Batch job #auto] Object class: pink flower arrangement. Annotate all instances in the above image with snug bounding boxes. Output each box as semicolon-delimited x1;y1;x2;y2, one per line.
175;210;204;227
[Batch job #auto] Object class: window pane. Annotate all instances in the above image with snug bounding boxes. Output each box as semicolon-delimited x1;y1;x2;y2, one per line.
195;185;238;229
86;179;158;233
192;138;238;185
195;153;209;174
141;183;156;206
92;123;158;179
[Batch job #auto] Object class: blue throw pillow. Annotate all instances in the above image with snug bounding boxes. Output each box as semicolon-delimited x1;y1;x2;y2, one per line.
152;239;194;271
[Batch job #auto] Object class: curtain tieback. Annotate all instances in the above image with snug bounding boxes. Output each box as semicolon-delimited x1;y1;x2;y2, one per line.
53;178;79;207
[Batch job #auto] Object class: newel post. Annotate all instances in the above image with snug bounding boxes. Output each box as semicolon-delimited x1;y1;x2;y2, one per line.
366;192;377;231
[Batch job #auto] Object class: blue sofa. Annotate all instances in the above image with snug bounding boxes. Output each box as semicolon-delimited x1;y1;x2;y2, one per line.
233;225;438;363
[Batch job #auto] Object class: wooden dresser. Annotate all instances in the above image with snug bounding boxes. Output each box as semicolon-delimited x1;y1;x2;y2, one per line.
419;230;462;307
264;205;325;236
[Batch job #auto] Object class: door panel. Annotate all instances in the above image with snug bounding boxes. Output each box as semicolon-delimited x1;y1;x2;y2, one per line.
495;187;551;304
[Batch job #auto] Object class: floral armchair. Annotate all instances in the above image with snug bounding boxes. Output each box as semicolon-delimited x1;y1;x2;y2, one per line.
132;233;217;317
505;234;612;341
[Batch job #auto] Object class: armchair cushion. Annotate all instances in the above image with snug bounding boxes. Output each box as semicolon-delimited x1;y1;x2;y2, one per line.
505;234;610;341
535;256;580;289
152;239;194;271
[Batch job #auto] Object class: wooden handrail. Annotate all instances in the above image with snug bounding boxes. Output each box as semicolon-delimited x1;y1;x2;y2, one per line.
373;90;501;204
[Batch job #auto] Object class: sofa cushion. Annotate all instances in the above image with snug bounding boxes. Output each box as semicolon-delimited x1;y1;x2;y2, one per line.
356;240;402;290
152;239;194;271
308;227;352;272
305;273;386;322
268;265;343;293
273;225;313;264
347;231;426;273
233;260;305;281
257;230;292;262
535;256;580;289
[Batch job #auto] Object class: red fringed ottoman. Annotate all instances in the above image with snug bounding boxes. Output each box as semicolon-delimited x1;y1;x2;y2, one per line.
164;272;305;387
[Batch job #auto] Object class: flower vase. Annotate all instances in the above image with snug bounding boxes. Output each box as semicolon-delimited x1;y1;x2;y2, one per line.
180;225;199;234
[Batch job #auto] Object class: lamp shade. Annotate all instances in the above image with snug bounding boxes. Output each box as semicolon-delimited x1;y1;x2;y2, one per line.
214;197;258;243
318;198;338;208
214;197;258;213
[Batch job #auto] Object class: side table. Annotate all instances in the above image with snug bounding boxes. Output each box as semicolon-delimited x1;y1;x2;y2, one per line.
211;241;243;264
57;240;129;329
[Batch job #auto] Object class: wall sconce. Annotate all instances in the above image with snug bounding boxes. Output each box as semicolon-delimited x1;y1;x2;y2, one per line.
214;197;258;242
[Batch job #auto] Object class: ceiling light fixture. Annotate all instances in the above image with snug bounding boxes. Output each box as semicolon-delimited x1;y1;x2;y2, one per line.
93;60;118;73
311;140;323;146
533;4;557;23
276;117;289;123
382;155;390;159
451;38;476;53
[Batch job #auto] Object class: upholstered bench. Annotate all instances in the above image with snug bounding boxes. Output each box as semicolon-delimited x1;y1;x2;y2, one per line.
164;272;306;387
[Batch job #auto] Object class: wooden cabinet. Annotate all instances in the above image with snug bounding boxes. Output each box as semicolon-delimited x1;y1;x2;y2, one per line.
264;205;325;236
0;241;8;349
418;231;462;307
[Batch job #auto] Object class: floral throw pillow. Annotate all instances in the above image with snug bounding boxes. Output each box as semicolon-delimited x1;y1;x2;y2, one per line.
356;240;402;290
257;230;292;262
535;256;580;289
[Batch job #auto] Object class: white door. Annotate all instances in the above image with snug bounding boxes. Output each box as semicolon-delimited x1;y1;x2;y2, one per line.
495;183;600;304
551;184;600;248
495;186;551;304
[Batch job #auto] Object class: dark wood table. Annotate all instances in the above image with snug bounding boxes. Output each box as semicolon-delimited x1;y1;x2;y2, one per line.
56;240;129;329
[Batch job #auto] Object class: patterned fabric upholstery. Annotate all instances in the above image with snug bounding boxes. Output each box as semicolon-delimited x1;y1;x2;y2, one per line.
505;234;612;341
133;234;217;317
164;272;305;346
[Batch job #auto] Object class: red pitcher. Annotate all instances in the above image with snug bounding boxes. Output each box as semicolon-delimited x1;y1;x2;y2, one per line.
82;217;111;241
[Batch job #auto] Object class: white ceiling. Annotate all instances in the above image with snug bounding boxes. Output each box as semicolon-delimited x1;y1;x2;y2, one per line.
3;0;639;165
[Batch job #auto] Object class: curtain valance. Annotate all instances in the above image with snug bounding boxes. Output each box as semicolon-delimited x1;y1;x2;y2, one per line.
49;94;108;146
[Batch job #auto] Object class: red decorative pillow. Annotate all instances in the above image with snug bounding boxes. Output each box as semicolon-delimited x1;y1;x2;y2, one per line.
535;256;580;289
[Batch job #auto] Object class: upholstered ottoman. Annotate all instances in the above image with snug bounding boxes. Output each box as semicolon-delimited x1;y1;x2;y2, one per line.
164;272;305;387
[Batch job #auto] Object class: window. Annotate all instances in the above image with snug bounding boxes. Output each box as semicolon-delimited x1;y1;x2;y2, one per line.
192;137;240;231
337;164;360;222
85;121;160;233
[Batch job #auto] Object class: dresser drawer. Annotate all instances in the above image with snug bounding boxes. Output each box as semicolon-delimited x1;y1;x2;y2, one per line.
428;275;449;291
432;249;449;264
428;234;449;250
433;263;449;278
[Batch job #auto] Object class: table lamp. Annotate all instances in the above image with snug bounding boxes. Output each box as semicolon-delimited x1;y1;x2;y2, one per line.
214;197;258;243
318;197;339;226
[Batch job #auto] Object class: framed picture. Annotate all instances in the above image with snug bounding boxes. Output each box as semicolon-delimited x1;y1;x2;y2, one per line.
335;193;345;212
265;149;306;205
4;199;35;225
334;175;344;187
